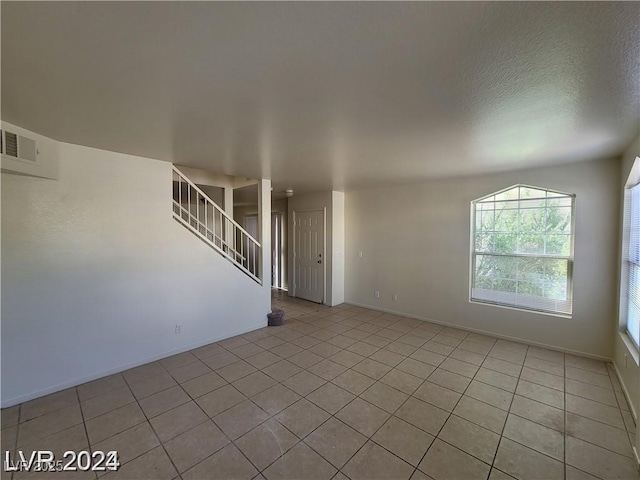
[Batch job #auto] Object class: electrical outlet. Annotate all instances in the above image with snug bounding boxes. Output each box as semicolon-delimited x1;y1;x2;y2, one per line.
358;251;363;258
392;293;398;301
175;324;182;334
374;290;380;298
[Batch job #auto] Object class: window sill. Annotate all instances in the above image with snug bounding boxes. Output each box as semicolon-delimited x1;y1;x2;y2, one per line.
469;299;572;319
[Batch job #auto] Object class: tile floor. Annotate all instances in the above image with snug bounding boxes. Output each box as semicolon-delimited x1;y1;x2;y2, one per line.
1;292;638;480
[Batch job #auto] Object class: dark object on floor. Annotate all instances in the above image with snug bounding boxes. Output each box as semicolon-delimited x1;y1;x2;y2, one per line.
267;309;285;326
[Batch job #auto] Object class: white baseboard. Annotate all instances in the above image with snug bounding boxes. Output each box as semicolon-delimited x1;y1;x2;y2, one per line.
611;362;639;424
1;321;266;408
345;301;611;362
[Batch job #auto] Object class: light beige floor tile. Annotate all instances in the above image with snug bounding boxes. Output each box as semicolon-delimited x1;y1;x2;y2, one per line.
93;422;159;467
328;334;358;349
412;381;461;412
439;358;479;378
86;402;146;445
515;379;564;409
18;403;83;446
236;419;298;471
566;378;618;407
160;352;198;371
275;399;330;438
20;389;78;422
216;360;258;383
566;436;639;480
566;412;634;458
261;360;302;382
331;370;375;396
488;349;525;365
494;438;563;480
139;386;190;418
475;368;517;393
281;371;326;396
190;342;225;360
565;355;608;375
458;340;493;356
262;442;337;480
566;394;625;429
81;387;135;420
370;349;405;367
526;346;564;365
255;335;286;350
202;351;240;370
218;336;250;350
307;359;348;381
431;334;462;348
396;358;436;379
232;371;277;397
489;468;517;480
195;384;245;417
520;367;564;392
1;425;17;453
360;382;408;414
287;350;324;369
164;420;229;473
181;371;227;399
565;367;611;389
347;341;381;357
17;424;88;465
229;342;266;359
524;356;564;376
213;400;269;440
418;439;490;480
306;383;355;414
503;414;563;461
427;368;471;394
362;334;394;348
309;343;343;358
452;396;507;434
398;334;428;348
330;350;365;368
102;445;176;480
565;465;601;480
449;349;486;366
182;443;257;480
395;397;448;436
335;398;390;437
621;409;636;434
352;358;392;380
342;440;414;480
128;371;177;401
423;341;455;357
1;406;20;428
465;381;513;411
438;415;500;464
481;357;522;378
166;360;211;384
77;374;128;402
509;395;564;433
149;401;207;442
409;349;446;367
379;369;423;394
372;416;434;466
304;417;366;468
251;385;301;415
383;341;417;357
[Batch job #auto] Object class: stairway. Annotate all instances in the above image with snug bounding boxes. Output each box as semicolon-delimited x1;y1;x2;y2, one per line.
172;166;262;284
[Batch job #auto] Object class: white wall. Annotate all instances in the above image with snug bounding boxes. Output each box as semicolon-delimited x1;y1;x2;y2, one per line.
288;191;345;306
614;135;640;432
1;140;271;407
346;158;619;359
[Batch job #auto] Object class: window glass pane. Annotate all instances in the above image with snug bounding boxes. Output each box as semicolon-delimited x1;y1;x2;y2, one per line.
493;233;517;254
546;234;571;256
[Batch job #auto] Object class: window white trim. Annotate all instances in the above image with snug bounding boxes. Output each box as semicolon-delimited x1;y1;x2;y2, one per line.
470;184;575;316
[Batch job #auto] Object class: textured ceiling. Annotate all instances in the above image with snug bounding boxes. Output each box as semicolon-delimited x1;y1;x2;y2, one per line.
2;2;639;193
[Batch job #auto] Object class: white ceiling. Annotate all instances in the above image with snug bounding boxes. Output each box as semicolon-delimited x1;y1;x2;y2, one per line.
2;2;638;193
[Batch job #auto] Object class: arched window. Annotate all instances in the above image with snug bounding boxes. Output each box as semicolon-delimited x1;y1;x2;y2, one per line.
471;185;575;316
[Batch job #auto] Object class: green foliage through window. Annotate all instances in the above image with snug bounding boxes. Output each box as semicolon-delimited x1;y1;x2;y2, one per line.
471;185;574;315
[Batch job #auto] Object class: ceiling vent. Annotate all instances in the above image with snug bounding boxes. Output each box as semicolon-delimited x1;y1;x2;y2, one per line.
1;130;38;162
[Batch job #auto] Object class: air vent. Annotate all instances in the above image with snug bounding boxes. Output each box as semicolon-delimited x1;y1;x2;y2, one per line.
1;130;37;162
5;131;18;157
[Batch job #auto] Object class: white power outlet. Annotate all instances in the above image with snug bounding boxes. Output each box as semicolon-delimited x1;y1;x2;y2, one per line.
374;290;380;298
392;293;398;301
358;251;364;258
175;324;182;334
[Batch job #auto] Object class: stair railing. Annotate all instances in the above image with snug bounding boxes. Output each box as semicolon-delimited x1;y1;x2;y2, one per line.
172;166;262;284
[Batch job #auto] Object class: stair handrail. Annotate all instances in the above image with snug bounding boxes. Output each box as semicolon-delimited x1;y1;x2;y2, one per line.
172;165;262;284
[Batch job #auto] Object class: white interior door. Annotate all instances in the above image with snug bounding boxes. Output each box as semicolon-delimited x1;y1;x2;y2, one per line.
294;210;325;303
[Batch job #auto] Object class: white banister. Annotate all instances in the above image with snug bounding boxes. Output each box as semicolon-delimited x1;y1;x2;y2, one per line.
172;166;262;284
